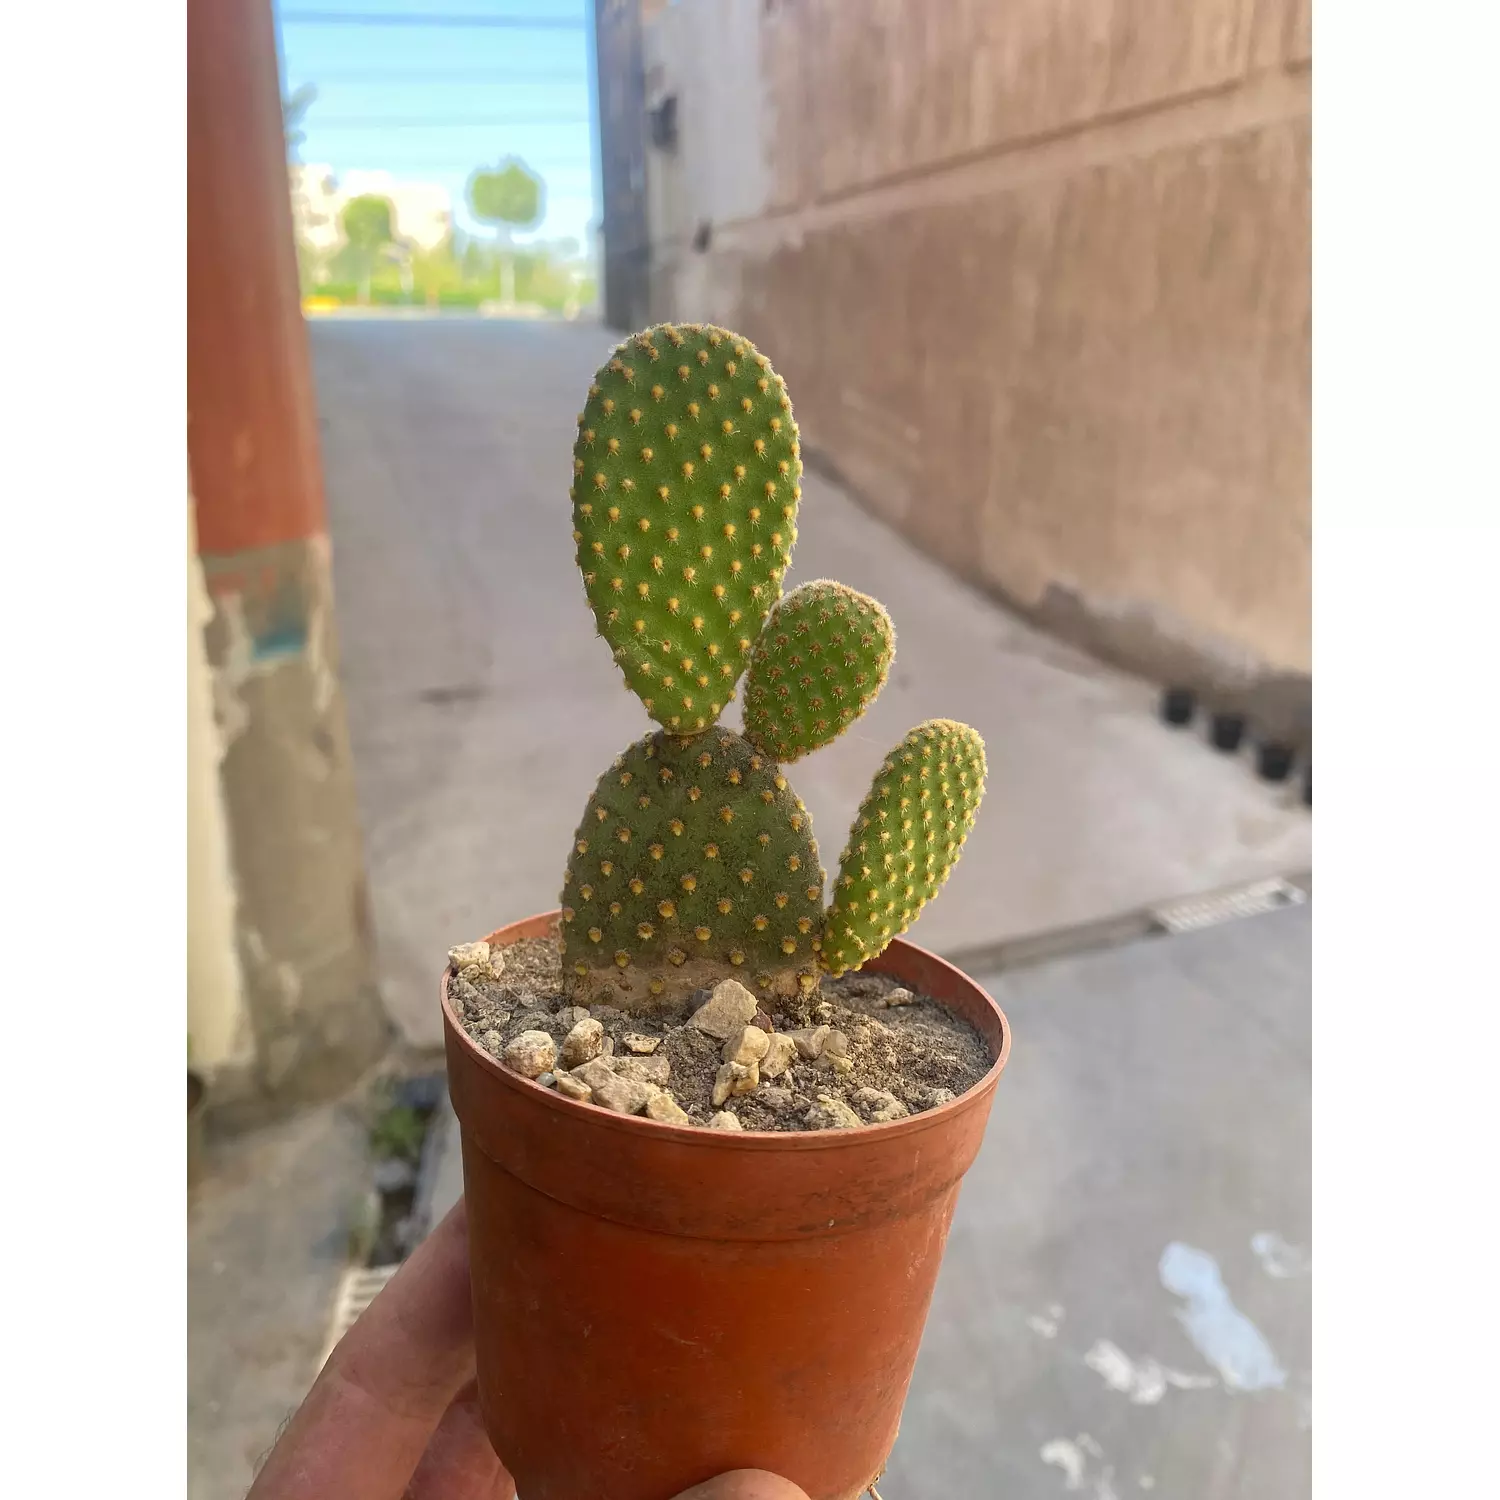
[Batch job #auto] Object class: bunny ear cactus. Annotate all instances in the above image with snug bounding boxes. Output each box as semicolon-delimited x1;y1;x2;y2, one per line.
561;324;986;1008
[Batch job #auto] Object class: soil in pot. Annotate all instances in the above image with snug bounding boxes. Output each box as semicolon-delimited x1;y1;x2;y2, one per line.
448;934;991;1132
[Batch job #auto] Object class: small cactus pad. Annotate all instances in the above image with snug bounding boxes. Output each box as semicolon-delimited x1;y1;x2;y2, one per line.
742;580;895;761
571;324;803;733
821;720;987;975
561;728;825;1008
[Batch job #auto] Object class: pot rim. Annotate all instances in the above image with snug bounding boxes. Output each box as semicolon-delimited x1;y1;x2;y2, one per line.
442;909;1010;1152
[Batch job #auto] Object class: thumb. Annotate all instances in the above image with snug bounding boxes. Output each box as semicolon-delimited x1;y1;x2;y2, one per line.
670;1472;812;1500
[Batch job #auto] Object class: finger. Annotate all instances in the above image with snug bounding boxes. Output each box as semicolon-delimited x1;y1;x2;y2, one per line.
402;1379;516;1500
670;1472;812;1500
249;1199;478;1500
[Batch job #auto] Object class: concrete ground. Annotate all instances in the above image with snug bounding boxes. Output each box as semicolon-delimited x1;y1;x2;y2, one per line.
887;902;1311;1499
187;317;1311;1498
187;1095;371;1500
310;316;1309;1049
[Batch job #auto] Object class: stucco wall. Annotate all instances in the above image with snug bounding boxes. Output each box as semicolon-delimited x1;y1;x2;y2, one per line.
632;0;1310;697
188;495;252;1076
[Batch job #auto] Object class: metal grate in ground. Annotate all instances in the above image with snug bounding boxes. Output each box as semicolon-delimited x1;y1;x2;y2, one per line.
1150;875;1306;934
942;869;1311;978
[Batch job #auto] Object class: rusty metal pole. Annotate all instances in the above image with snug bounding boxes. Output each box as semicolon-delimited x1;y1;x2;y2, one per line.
188;0;389;1113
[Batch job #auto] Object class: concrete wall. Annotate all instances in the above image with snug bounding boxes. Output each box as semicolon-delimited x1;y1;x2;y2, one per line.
629;0;1310;708
188;495;252;1078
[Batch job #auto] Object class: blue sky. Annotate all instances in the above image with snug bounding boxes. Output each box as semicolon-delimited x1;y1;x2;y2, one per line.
275;1;598;250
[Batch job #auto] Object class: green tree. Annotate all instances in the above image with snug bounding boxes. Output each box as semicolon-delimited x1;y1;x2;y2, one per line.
410;237;467;307
466;157;545;306
341;195;396;305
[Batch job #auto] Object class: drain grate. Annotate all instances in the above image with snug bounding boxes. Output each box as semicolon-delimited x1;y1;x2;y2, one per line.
1150;877;1306;935
319;1264;398;1370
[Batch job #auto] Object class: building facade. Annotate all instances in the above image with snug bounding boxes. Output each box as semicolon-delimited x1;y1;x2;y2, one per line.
598;0;1311;713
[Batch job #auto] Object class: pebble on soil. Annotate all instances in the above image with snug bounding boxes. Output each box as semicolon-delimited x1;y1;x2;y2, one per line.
447;936;991;1133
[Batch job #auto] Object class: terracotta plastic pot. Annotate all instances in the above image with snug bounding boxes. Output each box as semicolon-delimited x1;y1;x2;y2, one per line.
442;911;1010;1500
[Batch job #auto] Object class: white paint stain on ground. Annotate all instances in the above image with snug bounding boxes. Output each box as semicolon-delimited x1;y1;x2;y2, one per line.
1159;1242;1287;1391
1029;1302;1066;1338
1040;1434;1119;1498
1084;1338;1216;1404
1251;1230;1311;1278
1041;1438;1086;1489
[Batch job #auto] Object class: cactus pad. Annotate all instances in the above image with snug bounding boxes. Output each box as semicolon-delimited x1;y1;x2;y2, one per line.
742;580;895;761
571;324;803;733
821;720;987;975
560;728;825;1007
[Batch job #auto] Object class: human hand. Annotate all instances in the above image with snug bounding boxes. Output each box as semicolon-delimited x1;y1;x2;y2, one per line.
247;1199;808;1500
